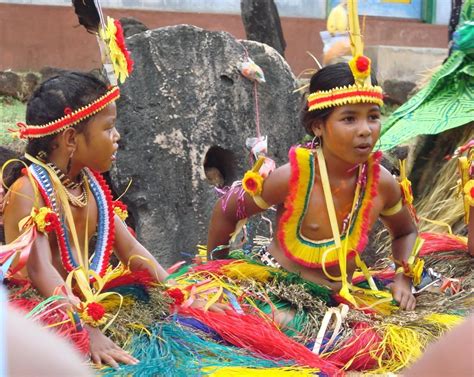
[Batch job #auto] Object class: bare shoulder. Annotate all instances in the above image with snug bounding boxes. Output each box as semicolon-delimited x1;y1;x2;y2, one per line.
6;175;42;208
4;175;45;241
261;162;291;205
378;165;402;207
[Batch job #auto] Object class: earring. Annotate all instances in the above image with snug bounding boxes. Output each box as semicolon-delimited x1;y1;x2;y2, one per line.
36;150;48;162
66;151;73;174
311;135;322;149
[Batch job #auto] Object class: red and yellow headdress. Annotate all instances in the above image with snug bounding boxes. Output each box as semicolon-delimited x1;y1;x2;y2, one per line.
308;0;383;112
14;86;120;140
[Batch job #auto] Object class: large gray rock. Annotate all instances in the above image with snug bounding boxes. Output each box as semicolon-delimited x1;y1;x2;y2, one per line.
113;25;302;267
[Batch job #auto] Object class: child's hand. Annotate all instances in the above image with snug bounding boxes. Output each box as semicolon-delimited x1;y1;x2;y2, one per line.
391;273;416;311
87;325;139;369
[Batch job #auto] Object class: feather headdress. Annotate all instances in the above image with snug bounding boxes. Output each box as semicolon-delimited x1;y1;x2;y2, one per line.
72;0;134;85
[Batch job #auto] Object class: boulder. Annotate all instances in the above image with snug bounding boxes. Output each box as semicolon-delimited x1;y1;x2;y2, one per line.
113;25;302;266
119;17;148;38
0;71;21;99
383;80;416;105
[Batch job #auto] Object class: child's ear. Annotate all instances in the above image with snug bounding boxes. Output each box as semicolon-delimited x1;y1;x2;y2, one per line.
310;120;323;137
62;128;78;151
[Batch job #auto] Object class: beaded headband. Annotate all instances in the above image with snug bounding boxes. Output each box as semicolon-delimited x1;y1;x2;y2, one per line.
13;86;120;139
308;0;383;112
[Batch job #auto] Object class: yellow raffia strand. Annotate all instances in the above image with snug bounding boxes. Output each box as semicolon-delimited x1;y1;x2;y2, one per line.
463;180;474;224
371;323;434;374
399;159;414;206
203;367;320;376
395;237;424;286
65;266;125;331
424;313;464;329
172;264;275;320
351;287;397;316
221;260;277;282
100;16;130;84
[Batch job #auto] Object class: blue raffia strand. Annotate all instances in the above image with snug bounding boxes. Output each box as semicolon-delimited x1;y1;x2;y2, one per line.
100;322;295;376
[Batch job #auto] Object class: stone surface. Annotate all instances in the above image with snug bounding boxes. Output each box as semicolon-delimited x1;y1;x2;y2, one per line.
383;79;416;105
0;71;41;101
0;71;21;99
113;25;302;267
241;0;286;57
120;17;148;38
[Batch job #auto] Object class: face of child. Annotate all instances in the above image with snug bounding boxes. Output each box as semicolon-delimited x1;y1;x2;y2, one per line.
313;103;381;165
75;102;120;173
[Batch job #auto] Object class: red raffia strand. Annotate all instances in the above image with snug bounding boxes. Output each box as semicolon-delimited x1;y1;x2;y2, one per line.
102;269;155;291
325;322;382;371
9;298;90;355
178;307;342;376
355;151;381;252
190;259;235;274
419;232;468;256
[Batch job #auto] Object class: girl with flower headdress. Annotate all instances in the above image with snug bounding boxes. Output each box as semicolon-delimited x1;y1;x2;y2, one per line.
208;59;421;312
1;72;226;369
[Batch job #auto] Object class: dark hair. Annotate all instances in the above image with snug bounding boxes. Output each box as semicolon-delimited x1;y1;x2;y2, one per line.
4;71;108;188
301;62;379;135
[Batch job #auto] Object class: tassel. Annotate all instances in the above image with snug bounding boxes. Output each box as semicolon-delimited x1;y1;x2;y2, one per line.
419;232;468;256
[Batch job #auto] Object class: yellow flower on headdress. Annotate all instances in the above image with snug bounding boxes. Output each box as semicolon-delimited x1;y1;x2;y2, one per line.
100;17;134;84
348;55;371;85
242;170;264;197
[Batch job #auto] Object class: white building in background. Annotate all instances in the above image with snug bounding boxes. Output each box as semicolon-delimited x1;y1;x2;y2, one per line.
0;0;452;24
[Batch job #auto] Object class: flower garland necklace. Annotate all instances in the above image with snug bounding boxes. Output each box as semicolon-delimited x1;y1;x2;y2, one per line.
28;163;115;278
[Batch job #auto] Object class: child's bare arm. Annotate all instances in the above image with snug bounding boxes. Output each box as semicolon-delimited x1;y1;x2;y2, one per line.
379;167;418;310
113;216;169;282
3;177;69;298
207;163;291;258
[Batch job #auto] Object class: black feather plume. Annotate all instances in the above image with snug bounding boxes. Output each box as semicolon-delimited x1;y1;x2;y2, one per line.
72;0;101;34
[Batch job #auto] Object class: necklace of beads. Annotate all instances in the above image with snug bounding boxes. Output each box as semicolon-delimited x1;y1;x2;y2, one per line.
29;163;114;277
46;162;89;207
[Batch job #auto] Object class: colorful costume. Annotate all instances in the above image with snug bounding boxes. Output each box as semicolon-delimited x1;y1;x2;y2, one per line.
278;146;381;268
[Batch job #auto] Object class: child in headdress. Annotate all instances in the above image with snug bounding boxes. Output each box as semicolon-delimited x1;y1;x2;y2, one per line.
208;60;419;311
